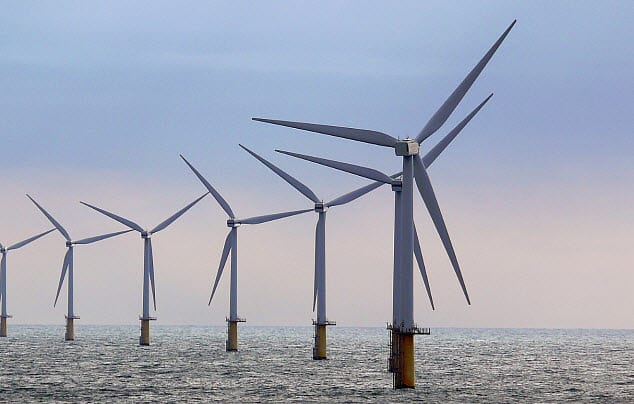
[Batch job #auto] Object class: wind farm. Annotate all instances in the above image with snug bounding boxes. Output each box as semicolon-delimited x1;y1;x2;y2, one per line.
0;15;517;390
1;17;515;387
1;2;633;401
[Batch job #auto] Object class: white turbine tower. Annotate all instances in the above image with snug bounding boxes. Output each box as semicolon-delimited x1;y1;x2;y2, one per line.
0;228;56;337
239;144;404;360
80;193;208;345
180;154;313;352
253;20;515;388
26;194;132;341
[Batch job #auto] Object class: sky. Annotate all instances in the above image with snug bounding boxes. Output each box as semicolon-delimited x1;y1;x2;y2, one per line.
0;1;632;329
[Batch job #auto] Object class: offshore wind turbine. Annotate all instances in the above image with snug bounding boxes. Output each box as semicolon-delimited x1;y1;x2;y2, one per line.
0;228;56;337
254;20;515;388
80;193;208;345
276;94;491;370
27;194;132;341
241;99;484;360
239;144;395;359
180;154;313;352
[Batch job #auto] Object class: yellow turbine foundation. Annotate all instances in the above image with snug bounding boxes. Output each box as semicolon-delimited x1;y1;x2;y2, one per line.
393;332;415;389
226;321;238;351
0;317;6;337
140;319;150;346
313;324;327;360
65;318;75;341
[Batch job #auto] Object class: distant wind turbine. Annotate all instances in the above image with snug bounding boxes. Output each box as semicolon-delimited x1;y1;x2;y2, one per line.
80;193;208;345
27;194;132;341
254;20;515;388
239;144;402;359
0;228;56;337
180;154;313;352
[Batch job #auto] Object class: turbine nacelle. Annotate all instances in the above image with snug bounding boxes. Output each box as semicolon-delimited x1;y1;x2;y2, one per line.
141;231;151;239
65;241;73;247
394;140;420;157
0;248;5;254
314;202;328;213
226;219;241;228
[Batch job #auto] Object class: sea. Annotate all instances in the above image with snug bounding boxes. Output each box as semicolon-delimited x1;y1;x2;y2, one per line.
0;325;632;402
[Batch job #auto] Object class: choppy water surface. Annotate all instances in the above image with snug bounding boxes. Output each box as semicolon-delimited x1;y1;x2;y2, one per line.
0;326;632;402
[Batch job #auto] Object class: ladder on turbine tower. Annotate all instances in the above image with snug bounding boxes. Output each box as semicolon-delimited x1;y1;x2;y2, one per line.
386;323;430;372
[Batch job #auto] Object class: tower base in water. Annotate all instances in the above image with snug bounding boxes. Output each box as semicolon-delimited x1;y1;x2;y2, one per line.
65;315;80;341
226;317;246;352
139;316;156;346
313;320;336;360
0;315;9;337
387;324;430;389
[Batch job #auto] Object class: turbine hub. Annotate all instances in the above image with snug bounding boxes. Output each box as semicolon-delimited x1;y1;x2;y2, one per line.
227;219;241;228
141;231;151;239
314;202;328;213
394;140;419;156
0;248;5;254
66;241;73;247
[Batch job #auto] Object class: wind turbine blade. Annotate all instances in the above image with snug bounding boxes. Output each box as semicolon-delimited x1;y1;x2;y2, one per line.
326;172;402;207
276;149;393;184
413;223;434;310
54;249;71;307
413;157;470;304
253;118;398;148
148;238;156;311
422;94;493;168
72;229;134;245
26;194;71;242
150;193;208;234
239;144;320;203
416;20;516;143
239;208;313;225
209;231;232;305
180;155;235;218
80;202;144;232
7;228;56;250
